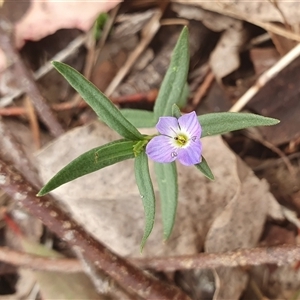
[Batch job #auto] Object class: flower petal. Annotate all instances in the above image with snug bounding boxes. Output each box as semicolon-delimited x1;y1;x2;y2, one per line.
146;135;178;163
178;111;201;138
156;116;179;137
177;140;202;166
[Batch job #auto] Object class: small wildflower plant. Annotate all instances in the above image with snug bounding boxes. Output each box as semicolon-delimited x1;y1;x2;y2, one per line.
146;111;202;166
38;27;279;250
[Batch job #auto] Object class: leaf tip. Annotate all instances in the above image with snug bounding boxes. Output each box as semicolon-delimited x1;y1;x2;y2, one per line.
163;231;172;242
208;174;215;181
140;240;146;254
51;60;59;67
182;25;189;34
263;117;280;126
36;190;46;197
37;185;52;197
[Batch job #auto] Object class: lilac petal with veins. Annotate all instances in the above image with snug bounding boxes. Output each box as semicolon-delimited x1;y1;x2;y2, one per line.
156;116;179;137
178;111;201;138
177;140;202;166
146;135;178;164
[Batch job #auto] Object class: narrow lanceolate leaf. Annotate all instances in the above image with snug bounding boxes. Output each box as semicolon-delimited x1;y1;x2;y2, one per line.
199;112;280;138
172;104;182;118
134;152;156;251
38;140;135;196
154;27;189;118
195;156;214;180
52;61;143;140
154;162;178;240
177;82;190;108
120;109;156;128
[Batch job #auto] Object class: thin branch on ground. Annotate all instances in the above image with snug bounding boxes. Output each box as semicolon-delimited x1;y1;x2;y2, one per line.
0;89;158;116
0;158;190;300
160;18;189;26
105;9;163;97
0;19;64;137
24;96;40;150
0;244;299;274
0;246;82;273
191;70;215;108
133;245;300;271
66;6;120;108
253;151;300;172
94;4;120;65
230;42;300;112
244;129;295;176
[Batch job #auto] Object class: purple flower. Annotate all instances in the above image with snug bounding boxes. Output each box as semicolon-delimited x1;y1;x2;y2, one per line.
146;111;202;166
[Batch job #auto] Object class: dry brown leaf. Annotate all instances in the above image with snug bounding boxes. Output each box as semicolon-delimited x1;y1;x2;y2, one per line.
16;1;121;47
0;1;122;72
213;268;248;300
113;9;157;39
35;121;283;266
209;20;249;80
0;269;36;300
172;3;237;32
250;47;280;75
205;157;283;299
113;23;206;97
251;264;300;299
172;3;249;80
172;0;300;25
20;238;102;299
172;0;300;49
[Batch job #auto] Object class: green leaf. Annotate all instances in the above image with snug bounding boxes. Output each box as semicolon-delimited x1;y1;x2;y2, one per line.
199;112;280;138
120;109;156;128
172;104;182;118
154;27;189;118
177;82;189;108
38;139;135;196
93;13;109;41
133;139;148;157
154;162;178;240
134;152;156;251
52;61;143;140
195;156;214;180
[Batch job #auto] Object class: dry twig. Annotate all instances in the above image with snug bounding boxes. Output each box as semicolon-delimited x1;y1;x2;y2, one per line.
105;9;162;96
1;244;300;274
133;245;300;271
160;18;189;26
253;152;300;172
0;89;158;116
0;246;82;273
68;5;121;108
230;43;300;112
24;96;40;150
192;70;215;108
244;129;295;176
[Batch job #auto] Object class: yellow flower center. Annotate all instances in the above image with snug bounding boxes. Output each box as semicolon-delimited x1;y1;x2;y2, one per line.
174;133;189;147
